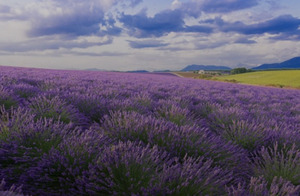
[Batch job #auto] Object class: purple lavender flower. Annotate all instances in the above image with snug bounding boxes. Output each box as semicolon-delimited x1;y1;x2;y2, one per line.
226;176;300;195
101;111;250;181
86;141;171;195
154;100;196;126
208;106;247;135
0;65;300;194
0;85;19;110
0;179;26;196
20;128;112;195
0;107;75;188
253;142;300;186
66;93;113;123
11;83;40;102
28;95;87;126
220;120;271;151
161;156;232;195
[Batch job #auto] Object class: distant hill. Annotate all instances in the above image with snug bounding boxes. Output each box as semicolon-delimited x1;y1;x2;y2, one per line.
153;70;171;72
181;65;231;71
85;68;106;71
127;70;149;73
253;57;300;70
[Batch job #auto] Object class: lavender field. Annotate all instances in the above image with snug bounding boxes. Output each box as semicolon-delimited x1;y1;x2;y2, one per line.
0;66;300;195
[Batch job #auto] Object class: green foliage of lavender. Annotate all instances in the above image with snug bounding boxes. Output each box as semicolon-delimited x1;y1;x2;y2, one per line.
0;66;300;195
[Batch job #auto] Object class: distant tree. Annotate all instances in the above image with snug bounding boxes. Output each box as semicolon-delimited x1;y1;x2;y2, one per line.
231;68;253;74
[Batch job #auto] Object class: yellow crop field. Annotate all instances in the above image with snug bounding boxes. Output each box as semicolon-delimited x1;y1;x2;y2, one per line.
216;70;300;88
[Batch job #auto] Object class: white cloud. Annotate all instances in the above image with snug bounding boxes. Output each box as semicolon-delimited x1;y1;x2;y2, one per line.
171;0;182;10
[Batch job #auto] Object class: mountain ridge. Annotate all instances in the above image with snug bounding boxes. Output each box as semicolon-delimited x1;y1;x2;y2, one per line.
181;65;232;71
253;57;300;70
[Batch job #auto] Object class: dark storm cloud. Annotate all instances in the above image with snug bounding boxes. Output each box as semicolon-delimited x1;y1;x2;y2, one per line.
0;1;121;38
119;9;213;38
204;15;300;40
183;25;213;33
197;0;259;13
128;40;169;48
177;0;258;17
119;10;184;38
222;15;300;35
28;13;105;37
118;0;259;38
27;1;119;38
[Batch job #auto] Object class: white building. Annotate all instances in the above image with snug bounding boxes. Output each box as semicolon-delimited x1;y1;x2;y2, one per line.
198;70;205;74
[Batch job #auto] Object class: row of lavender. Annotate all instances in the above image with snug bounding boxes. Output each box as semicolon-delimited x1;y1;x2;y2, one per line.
0;66;300;195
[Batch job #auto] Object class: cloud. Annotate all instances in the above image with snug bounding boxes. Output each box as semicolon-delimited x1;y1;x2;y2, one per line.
184;25;213;33
120;9;184;37
0;0;144;53
0;5;10;13
0;0;264;40
1;0;299;65
197;0;259;13
120;0;143;7
0;0;126;38
119;9;213;37
195;40;229;50
63;51;129;57
0;36;112;52
27;0;112;37
271;30;300;41
171;0;182;10
234;38;257;44
128;40;169;48
224;15;300;34
118;0;258;38
0;4;29;20
204;15;300;40
28;13;105;37
176;0;258;17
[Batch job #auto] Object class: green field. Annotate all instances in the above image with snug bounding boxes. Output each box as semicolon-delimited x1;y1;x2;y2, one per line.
216;70;300;88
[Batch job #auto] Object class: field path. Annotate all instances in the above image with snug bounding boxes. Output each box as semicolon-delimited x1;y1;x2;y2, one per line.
170;72;184;78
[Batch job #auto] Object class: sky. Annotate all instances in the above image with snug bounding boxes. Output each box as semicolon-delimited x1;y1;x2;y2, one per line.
0;0;300;71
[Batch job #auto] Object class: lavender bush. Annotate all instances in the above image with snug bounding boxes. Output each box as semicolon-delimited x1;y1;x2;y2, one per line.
227;176;300;195
100;110;250;181
0;107;75;188
21;128;112;195
0;66;300;195
0;179;26;196
0;86;19;110
253;142;300;186
161;156;232;195
86;141;170;195
28;95;87;127
219;120;271;151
